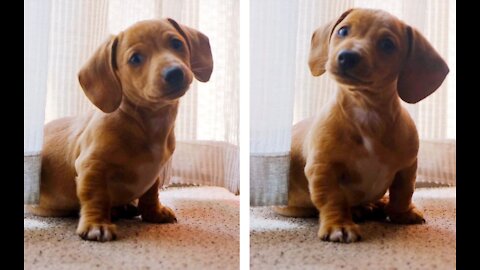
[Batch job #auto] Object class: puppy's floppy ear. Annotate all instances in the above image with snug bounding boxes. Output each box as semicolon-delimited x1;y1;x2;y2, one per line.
167;18;214;82
397;26;449;103
78;35;122;113
309;9;354;76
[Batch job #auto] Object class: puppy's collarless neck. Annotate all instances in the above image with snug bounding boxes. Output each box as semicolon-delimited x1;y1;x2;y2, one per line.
337;84;401;135
118;100;178;140
339;83;400;110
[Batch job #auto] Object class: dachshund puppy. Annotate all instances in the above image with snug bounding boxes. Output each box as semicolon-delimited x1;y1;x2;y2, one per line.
274;9;449;243
26;18;213;241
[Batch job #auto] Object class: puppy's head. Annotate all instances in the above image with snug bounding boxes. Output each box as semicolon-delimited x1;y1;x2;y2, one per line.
78;18;213;113
309;8;449;103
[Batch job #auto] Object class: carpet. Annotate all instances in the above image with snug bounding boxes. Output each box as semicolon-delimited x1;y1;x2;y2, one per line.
250;187;456;270
24;186;239;270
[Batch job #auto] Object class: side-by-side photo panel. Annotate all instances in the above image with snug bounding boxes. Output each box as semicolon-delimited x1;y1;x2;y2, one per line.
250;0;455;269
24;0;239;269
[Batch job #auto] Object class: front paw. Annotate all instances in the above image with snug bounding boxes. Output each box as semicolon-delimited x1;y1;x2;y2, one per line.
141;205;177;224
387;206;425;224
76;222;117;242
318;222;361;243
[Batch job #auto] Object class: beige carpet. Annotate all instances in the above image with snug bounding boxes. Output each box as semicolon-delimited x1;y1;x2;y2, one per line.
250;187;456;270
24;186;239;270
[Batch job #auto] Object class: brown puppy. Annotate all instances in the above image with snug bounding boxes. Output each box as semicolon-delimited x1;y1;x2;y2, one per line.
274;9;449;243
26;18;213;241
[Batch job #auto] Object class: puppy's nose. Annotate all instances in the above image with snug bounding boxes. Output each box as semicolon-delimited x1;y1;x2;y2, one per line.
338;50;360;70
163;66;184;88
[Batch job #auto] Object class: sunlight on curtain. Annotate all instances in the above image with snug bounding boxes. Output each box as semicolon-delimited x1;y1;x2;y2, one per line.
45;0;108;122
29;0;239;198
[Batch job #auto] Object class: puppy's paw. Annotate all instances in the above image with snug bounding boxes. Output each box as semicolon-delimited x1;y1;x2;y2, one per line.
141;205;177;224
387;207;425;224
318;222;361;243
76;222;117;242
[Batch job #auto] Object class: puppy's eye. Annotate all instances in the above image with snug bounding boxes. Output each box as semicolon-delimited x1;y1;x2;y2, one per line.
171;38;183;50
379;38;396;54
128;53;144;66
338;26;349;37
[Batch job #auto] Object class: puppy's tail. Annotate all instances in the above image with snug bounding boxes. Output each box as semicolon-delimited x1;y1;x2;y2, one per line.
273;206;318;218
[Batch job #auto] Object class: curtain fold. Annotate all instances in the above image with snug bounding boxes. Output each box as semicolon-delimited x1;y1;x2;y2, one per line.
250;0;299;206
45;0;109;123
24;0;239;203
24;0;52;204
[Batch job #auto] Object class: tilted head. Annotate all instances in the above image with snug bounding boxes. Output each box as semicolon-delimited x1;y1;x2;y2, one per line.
308;8;449;103
78;18;213;113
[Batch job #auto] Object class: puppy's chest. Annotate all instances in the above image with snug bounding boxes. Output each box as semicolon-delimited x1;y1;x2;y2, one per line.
342;136;397;205
109;145;173;206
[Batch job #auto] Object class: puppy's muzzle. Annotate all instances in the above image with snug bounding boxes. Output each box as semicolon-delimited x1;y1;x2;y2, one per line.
338;50;361;71
163;66;185;91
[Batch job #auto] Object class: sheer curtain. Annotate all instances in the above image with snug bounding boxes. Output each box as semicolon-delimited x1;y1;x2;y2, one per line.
250;0;299;206
24;0;52;204
24;0;239;203
251;0;456;206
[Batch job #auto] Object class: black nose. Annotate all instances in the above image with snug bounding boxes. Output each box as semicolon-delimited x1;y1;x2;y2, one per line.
163;66;184;88
338;50;360;70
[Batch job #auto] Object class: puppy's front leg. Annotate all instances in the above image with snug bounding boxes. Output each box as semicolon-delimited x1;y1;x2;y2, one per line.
139;178;177;223
306;162;361;243
386;160;425;224
76;164;116;242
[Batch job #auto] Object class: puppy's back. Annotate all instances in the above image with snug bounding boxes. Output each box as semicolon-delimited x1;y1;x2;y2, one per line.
273;117;317;217
26;115;90;216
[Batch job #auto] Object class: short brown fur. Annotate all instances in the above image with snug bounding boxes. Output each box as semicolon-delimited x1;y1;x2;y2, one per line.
274;9;449;243
26;19;213;242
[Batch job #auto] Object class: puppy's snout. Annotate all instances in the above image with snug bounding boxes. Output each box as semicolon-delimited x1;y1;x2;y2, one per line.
163;66;185;89
338;50;361;70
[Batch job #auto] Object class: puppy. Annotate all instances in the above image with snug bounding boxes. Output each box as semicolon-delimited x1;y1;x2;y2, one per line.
26;18;213;241
274;8;449;243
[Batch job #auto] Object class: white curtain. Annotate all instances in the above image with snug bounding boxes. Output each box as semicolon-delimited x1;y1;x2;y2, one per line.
251;0;456;205
24;0;52;203
250;0;299;206
24;0;239;203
